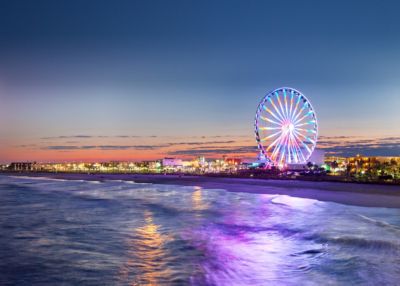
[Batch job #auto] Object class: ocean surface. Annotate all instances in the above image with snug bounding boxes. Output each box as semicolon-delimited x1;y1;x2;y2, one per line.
1;175;400;285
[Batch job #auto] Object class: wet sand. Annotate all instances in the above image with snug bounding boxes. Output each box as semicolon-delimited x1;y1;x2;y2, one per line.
4;173;400;208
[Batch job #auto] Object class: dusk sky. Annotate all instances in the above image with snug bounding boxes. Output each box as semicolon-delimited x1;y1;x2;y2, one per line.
1;0;399;162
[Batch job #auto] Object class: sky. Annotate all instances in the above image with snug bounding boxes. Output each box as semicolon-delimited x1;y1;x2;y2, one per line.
0;0;399;162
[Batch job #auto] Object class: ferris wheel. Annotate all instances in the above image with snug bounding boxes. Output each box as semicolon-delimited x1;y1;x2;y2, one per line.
254;87;318;166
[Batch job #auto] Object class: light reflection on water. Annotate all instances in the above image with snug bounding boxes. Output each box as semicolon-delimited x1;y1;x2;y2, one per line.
192;187;209;213
119;210;173;286
1;176;400;285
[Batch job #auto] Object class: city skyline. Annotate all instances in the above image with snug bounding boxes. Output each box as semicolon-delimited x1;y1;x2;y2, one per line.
1;0;399;162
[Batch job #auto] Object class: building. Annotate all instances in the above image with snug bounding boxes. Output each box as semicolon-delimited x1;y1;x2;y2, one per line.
162;158;183;168
8;162;36;171
285;149;325;170
0;164;9;171
346;155;399;178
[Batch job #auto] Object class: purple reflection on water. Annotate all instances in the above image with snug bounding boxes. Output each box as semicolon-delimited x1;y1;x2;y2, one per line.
184;193;325;285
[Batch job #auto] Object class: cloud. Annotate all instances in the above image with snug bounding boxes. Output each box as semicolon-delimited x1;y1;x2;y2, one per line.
379;136;400;142
97;145;169;150
322;145;400;157
40;135;153;140
24;135;400;157
41;140;238;151
45;145;84;150
40;134;248;140
16;144;38;148
317;140;345;146
168;146;258;156
42;145;162;151
170;140;236;146
318;136;355;140
317;135;400;156
41;135;95;140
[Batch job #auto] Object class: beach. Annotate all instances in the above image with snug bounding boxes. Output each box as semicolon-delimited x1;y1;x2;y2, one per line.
5;173;400;208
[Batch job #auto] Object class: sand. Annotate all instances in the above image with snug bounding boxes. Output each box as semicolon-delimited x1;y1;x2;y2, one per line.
4;173;400;208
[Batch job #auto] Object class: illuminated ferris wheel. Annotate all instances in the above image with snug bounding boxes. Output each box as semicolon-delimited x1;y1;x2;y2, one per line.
255;87;318;166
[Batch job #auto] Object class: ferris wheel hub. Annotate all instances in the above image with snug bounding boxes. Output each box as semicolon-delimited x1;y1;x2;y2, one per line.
281;122;295;133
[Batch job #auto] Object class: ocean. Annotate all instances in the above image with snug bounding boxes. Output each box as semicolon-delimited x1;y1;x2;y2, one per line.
1;175;399;285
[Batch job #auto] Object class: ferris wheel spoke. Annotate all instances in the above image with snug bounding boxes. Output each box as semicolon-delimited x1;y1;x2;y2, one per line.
293;98;311;122
288;90;295;121
292;106;306;123
263;105;284;123
271;143;282;162
286;142;291;163
285;130;294;163
260;116;281;125
293;129;307;140
266;133;284;151
294;130;316;146
292;140;302;163
286;134;295;163
306;136;316;145
294;110;313;126
289;133;302;161
283;89;289;120
293;133;310;152
260;130;281;141
279;130;289;163
258;126;281;130
270;133;286;159
295;121;316;128
302;142;312;156
289;130;299;163
291;133;307;162
268;97;286;122
291;130;310;160
279;149;286;164
309;129;317;134
293;142;303;163
275;130;291;163
296;137;312;160
290;95;302;121
294;127;316;134
287;132;293;163
275;92;287;120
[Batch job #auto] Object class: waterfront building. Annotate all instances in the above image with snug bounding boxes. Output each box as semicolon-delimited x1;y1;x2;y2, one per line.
8;162;36;171
162;158;183;168
346;155;399;179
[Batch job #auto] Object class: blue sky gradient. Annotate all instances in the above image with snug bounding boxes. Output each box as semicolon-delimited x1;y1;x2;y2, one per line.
0;0;399;161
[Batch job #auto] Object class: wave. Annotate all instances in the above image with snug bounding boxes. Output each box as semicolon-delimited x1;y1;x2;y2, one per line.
125;181;149;185
331;236;399;250
270;195;320;209
7;175;103;185
103;179;149;185
304;232;400;251
8;176;70;182
358;214;400;233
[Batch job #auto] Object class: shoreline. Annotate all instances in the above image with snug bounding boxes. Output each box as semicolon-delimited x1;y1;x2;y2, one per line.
3;172;400;208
